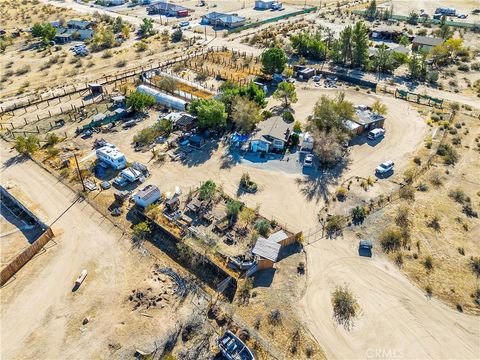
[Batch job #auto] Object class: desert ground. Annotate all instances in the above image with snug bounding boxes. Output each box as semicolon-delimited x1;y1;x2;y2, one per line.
0;142;198;359
301;230;480;359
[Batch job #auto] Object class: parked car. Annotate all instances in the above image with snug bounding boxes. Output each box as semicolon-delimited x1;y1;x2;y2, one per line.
100;181;111;190
303;154;314;167
457;14;468;19
179;21;190;27
123;120;137;129
313;75;322;82
375;161;394;175
367;128;385;140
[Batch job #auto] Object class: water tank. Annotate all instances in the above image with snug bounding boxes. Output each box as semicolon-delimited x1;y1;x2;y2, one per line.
137;85;187;111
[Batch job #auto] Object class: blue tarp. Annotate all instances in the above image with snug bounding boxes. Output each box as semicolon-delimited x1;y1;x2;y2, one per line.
231;133;249;143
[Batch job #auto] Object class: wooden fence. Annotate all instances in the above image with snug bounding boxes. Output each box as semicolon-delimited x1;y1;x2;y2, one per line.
0;227;54;286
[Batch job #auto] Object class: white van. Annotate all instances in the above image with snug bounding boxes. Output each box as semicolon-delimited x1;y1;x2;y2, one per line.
368;128;385;140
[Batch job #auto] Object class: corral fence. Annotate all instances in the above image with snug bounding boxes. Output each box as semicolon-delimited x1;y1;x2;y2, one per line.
0;227;54;286
351;9;479;29
228;6;319;33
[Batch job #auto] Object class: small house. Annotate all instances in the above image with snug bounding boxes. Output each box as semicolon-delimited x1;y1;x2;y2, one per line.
133;184;161;208
201;12;246;28
174;113;197;132
411;36;443;52
147;2;189;16
252;236;281;270
344;107;385;136
255;0;275;9
297;68;315;80
67;20;94;30
250;116;292;153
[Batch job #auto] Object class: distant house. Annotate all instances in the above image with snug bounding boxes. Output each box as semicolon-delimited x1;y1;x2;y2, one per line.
250;116;292;153
67;20;94;30
106;0;125;6
147;2;189;16
201;12;246;28
133;184;161;208
255;0;274;9
54;28;94;43
344;107;385;136
411;36;443;52
175;113;197;132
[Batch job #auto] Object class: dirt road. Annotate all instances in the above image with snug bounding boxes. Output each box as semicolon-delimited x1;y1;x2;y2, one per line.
300;232;480;360
0;142;136;359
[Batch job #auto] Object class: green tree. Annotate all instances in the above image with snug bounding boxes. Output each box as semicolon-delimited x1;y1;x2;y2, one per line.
372;44;394;73
14;135;40;155
189;98;227;130
273;81;297;108
132;221;151;240
254;219;271;237
399;34;410;47
113;16;124;33
309;93;353;134
365;0;377;20
352;22;369;68
155;118;173;134
126;91;156;112
199;180;216;201
231;97;261;133
31;23;56;43
371;100;387;115
139;18;155;37
226;200;243;221
261;47;288;75
290;31;327;61
171;28;183;42
339;25;353;66
437;16;452;39
407;11;419;25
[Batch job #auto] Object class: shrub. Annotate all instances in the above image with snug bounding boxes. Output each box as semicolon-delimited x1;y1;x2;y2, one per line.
293;120;302;133
116;59;127;67
429;171;443;187
46;133;60;146
331;285;359;329
468;257;480;278
282;111;294;122
423;255;434;271
199;180;216;201
449;189;470;204
380;228;402;253
395;205;411;228
399;185;415;200
351;206;366;224
254;219;271;237
268;309;282;325
458;63;469;72
439;144;459;165
336;187;348;201
261;110;273;119
428;216;441;231
395;253;404;267
325;215;346;237
226;200;243;221
14;135;39;155
463;204;478;218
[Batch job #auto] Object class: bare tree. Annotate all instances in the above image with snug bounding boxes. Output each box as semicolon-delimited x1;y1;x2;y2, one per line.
313;130;343;167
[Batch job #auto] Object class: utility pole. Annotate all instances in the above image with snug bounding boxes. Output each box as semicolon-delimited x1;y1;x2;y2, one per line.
73;152;86;192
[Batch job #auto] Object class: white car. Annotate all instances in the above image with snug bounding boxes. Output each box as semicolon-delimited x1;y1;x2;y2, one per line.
303;154;314;167
375;161;394;175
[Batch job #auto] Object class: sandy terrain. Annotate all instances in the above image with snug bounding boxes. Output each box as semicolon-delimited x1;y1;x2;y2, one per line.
0;142;190;359
301;231;480;360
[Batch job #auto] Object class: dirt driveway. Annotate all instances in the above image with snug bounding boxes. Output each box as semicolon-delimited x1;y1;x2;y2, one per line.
0;142;181;359
300;231;480;360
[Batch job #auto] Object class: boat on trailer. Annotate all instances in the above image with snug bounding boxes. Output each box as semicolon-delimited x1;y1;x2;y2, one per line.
217;331;255;360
